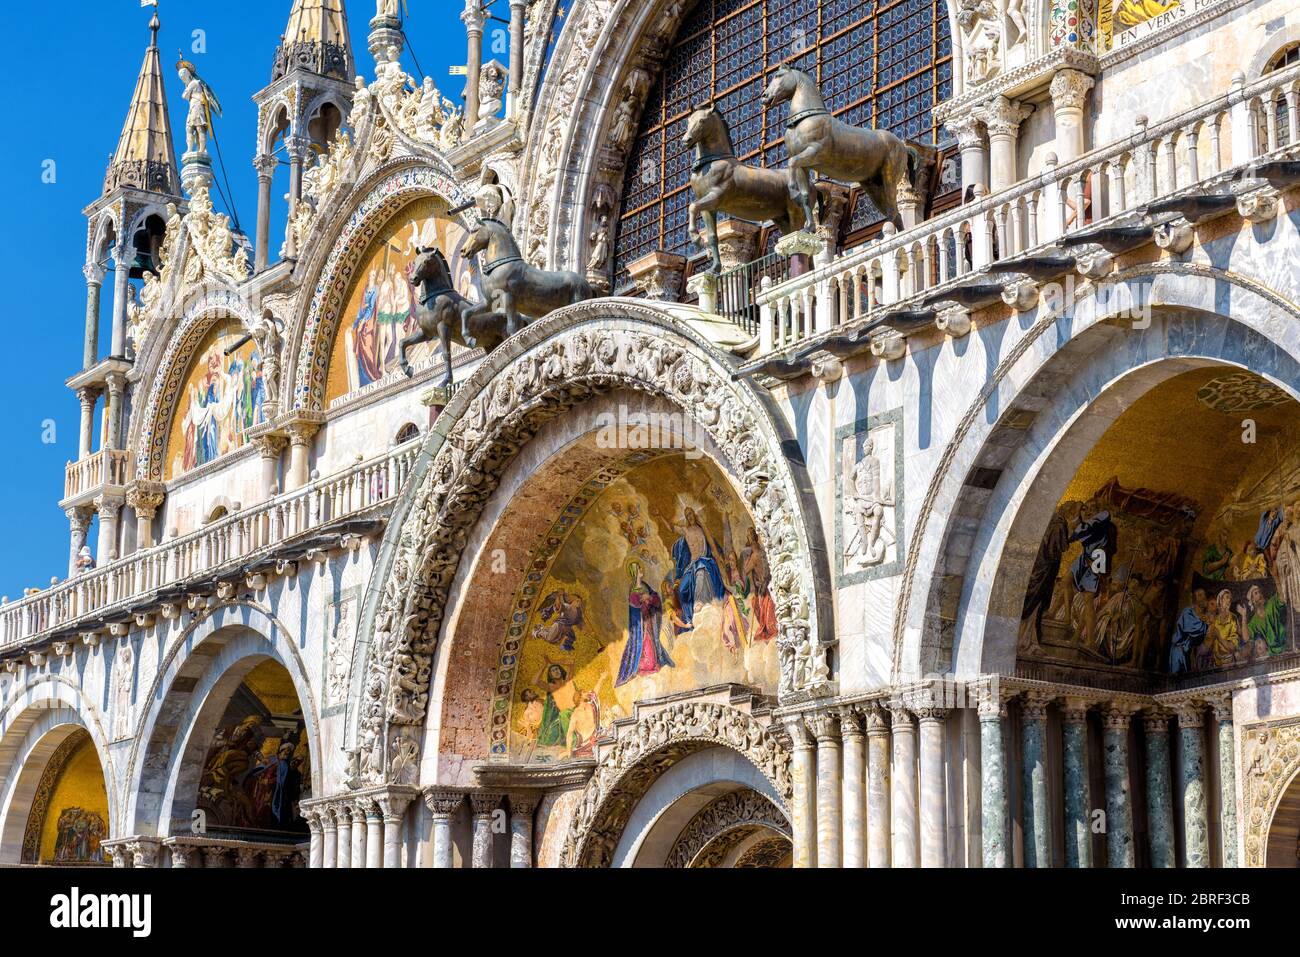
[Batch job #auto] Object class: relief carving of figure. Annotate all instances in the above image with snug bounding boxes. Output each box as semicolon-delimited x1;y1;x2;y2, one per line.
958;0;1003;86
846;438;896;567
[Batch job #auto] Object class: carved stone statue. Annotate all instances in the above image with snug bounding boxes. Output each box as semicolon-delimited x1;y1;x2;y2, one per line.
762;66;921;230
377;0;400;17
478;60;507;124
684;107;819;273
587;214;611;274
462;218;594;335
958;0;1003;86
177;59;221;155
474;183;515;228
846;438;896;567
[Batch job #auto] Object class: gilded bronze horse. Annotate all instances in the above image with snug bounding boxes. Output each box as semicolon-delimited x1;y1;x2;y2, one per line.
762;66;921;230
684;106;822;273
462;218;593;335
401;247;509;387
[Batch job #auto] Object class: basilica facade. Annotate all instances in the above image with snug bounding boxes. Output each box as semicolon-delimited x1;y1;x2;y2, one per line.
1;0;1299;870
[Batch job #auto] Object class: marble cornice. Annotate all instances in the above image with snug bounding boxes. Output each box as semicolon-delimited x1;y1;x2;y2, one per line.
934;48;1099;127
472;761;597;791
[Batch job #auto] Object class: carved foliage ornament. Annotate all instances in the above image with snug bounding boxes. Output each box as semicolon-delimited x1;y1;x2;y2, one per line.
1242;716;1300;867
665;788;791;869
355;313;826;786
561;702;793;868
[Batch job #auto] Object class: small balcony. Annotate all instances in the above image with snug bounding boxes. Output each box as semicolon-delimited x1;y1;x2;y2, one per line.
62;449;131;507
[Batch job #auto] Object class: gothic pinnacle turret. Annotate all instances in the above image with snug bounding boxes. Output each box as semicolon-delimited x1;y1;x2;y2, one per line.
273;0;355;82
103;9;179;198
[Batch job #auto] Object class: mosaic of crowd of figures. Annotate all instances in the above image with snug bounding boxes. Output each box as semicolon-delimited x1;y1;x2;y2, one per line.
21;730;109;865
1020;369;1298;678
501;455;779;763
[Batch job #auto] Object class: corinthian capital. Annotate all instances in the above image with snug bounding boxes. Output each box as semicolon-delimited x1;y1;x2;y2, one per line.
978;95;1033;137
1049;69;1095;112
461;0;487;32
946;112;986;149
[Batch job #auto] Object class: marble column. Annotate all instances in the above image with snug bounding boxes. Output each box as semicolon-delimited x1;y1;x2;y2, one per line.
126;483;164;553
362;798;383;869
1143;710;1175;868
1102;705;1136;868
351;803;368;869
1061;697;1092;869
66;508;91;579
839;707;866;868
916;704;949;868
508;793;540;868
334;805;353;869
424;790;462;869
110;240;131;357
95;496;121;564
810;712;843;868
978;688;1010;868
980;96;1032;191
1212;696;1237;867
77;388;97;459
462;1;486;133
253;154;277;273
285;420;320;491
470;794;500;868
865;704;892;868
1021;692;1052;868
948;113;988;195
1049;69;1095;163
379;792;413;869
104;372;126;451
889;703;918;868
321;809;338;868
306;810;323;868
786;717;817;868
507;0;527;120
82;264;104;369
1175;703;1210;868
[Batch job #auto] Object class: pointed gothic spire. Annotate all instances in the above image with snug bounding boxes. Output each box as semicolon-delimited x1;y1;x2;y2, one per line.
104;10;179;197
274;0;355;82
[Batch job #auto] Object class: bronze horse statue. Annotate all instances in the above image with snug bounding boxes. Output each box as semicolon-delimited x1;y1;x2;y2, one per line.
684;106;823;273
462;217;593;335
401;247;509;387
763;65;921;231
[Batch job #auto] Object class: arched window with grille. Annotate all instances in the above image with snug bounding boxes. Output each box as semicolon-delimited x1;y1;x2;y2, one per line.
613;0;956;291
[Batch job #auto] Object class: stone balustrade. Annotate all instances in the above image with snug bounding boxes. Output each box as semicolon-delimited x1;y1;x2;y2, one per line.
62;449;131;504
750;60;1300;361
0;438;421;653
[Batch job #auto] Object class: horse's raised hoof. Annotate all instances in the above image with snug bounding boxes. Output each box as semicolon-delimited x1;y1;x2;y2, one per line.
401;363;414;378
464;335;477;349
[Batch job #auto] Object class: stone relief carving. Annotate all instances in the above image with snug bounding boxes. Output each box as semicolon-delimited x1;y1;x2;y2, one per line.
955;0;1027;89
1242;716;1300;866
561;702;792;868
845;431;898;569
354;313;828;785
664;788;791;868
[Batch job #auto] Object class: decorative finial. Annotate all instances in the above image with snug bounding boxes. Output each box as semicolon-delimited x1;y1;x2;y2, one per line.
143;0;161;44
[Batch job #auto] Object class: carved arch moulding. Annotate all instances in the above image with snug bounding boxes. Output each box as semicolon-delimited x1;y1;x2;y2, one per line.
347;301;831;791
562;702;793;868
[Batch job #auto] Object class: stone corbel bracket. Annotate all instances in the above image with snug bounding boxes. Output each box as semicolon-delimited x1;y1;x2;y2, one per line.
51;640;74;660
870;332;907;361
1001;277;1040;311
159;602;182;621
1233;179;1280;224
933;303;973;338
1073;245;1115;279
1152;220;1195;255
80;630;102;649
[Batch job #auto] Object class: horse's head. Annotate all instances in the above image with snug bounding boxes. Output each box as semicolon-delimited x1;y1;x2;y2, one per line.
762;66;799;108
463;221;491;258
683;107;723;149
409;247;451;287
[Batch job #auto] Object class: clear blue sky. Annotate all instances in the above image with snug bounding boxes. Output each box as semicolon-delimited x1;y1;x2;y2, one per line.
0;0;511;598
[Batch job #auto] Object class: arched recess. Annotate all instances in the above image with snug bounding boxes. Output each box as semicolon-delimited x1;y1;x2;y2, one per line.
284;158;474;413
346;301;831;787
129;292;261;483
1265;765;1300;867
896;264;1300;684
0;678;117;862
126;603;320;839
559;701;792;868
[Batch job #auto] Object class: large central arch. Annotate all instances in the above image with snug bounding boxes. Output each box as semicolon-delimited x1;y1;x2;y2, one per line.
347;301;832;786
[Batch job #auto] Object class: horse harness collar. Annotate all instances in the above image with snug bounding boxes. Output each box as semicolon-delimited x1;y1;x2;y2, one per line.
482;254;525;276
787;108;831;131
418;283;456;307
692;151;737;173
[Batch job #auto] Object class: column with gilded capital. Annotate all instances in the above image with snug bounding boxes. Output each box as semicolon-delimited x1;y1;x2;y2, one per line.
978;687;1010;868
915;702;949;868
1175;703;1210;867
785;716;817;868
810;712;842;868
839;707;866;868
865;704;891;868
889;703;918;867
1021;692;1052;868
509;793;540;868
1143;710;1175;868
1061;697;1092;868
1102;705;1136;867
1212;696;1237;867
424;790;463;868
